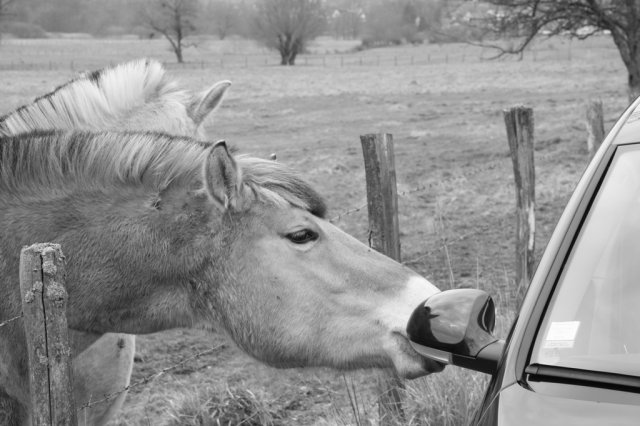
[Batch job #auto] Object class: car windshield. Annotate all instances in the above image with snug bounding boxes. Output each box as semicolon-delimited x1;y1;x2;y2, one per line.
531;144;640;377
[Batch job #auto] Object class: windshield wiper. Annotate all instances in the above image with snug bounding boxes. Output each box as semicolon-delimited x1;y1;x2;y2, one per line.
525;363;640;392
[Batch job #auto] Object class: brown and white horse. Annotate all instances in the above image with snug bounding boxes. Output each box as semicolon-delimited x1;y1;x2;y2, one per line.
0;59;231;425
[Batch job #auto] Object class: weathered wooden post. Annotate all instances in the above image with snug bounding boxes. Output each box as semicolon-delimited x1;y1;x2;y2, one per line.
20;243;77;426
585;99;604;159
503;107;536;307
360;133;403;424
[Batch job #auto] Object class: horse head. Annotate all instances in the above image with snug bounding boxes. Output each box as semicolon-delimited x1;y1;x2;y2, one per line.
0;132;443;379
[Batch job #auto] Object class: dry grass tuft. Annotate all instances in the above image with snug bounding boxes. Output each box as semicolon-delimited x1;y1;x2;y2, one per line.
163;385;285;426
403;368;490;426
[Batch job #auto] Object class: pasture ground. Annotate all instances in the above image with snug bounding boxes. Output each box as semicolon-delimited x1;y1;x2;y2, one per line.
0;35;630;425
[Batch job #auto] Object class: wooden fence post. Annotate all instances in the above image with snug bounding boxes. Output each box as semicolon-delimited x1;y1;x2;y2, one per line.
20;243;77;426
360;133;404;424
585;99;604;159
503;107;536;307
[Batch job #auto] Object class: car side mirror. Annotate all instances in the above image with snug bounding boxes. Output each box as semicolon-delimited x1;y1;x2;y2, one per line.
406;289;505;375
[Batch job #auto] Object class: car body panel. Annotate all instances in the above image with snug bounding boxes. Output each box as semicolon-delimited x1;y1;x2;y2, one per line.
478;382;640;426
471;96;640;425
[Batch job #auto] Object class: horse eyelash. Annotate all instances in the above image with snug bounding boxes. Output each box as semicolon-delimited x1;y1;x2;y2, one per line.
151;196;162;210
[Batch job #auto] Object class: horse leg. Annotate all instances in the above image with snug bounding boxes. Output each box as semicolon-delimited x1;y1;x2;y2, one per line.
0;332;134;426
71;332;135;426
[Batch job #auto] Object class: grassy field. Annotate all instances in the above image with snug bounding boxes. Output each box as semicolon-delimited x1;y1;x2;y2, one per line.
0;35;631;425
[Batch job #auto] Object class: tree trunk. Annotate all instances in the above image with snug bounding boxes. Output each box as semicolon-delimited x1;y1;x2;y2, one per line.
160;32;184;64
288;49;297;65
279;48;297;65
175;45;184;63
610;31;640;103
628;67;640;103
278;35;297;66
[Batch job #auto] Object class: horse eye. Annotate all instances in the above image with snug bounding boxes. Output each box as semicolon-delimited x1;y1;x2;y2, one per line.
286;229;318;244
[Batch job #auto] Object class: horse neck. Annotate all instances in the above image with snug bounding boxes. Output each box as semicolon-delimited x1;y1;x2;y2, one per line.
0;190;108;289
0;184;225;333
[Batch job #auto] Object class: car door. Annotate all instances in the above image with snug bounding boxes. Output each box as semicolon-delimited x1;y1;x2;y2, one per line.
476;143;640;425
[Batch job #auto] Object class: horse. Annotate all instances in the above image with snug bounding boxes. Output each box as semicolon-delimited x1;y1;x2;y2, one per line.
0;59;231;425
0;129;442;425
0;58;230;139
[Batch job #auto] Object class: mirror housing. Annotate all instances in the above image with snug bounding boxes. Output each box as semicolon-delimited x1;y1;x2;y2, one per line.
406;289;505;375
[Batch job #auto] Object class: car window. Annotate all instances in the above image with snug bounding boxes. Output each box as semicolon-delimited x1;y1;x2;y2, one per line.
531;145;640;377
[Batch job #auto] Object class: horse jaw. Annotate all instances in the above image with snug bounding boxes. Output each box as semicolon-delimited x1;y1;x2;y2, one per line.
376;276;438;332
377;275;444;378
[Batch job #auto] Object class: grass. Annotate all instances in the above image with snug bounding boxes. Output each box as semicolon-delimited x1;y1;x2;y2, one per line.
152;368;495;426
403;370;489;426
163;386;284;426
0;35;630;425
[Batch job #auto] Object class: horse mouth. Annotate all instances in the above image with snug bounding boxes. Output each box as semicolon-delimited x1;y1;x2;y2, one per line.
390;332;446;379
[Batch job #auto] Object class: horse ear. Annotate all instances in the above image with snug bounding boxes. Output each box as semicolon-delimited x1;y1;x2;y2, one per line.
188;80;231;125
203;141;240;209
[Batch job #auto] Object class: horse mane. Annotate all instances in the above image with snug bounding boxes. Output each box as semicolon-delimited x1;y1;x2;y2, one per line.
0;130;326;217
0;59;189;136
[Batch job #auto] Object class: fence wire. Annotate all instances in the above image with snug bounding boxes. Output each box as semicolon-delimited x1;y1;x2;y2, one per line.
0;313;23;329
402;230;482;267
79;343;226;411
2;312;225;412
329;146;565;225
328;146;577;269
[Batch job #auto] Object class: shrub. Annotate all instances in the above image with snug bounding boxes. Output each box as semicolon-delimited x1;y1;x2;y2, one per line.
0;22;48;39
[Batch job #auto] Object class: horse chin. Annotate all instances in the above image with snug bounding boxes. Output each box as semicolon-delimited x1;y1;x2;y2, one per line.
386;332;446;379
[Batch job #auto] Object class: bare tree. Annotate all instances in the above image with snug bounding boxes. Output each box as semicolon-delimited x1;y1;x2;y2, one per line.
0;0;15;40
477;1;640;101
205;0;238;40
360;0;444;46
140;0;198;63
253;0;326;65
328;0;365;39
0;0;14;18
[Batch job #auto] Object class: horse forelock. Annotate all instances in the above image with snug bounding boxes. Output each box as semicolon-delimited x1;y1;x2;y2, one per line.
237;156;327;218
0;59;190;136
0;130;327;217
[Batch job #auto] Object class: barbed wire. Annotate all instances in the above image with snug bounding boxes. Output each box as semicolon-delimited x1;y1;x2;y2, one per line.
329;202;368;223
0;313;23;329
328;146;574;225
401;230;482;267
328;158;503;224
326;145;579;271
79;343;226;410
